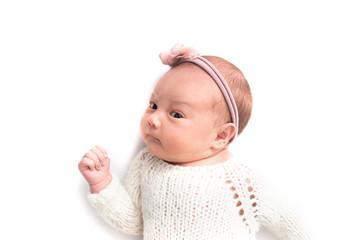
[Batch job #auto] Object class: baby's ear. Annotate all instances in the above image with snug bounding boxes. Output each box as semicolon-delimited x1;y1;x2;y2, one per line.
212;123;237;149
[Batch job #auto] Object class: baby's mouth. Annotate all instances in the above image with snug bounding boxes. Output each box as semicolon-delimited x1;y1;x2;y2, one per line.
147;134;161;143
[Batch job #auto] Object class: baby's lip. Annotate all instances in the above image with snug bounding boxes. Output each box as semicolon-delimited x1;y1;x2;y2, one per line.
146;133;160;143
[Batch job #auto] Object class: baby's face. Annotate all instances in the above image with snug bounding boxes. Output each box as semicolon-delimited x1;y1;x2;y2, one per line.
140;64;225;164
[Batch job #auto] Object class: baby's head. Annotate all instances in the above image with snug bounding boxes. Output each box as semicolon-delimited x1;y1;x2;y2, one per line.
140;45;252;164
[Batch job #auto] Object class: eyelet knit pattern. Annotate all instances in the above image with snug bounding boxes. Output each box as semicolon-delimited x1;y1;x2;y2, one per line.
88;148;309;240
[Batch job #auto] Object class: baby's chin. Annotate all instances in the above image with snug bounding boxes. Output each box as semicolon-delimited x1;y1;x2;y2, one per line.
144;139;208;165
145;144;178;164
144;141;164;158
144;147;196;167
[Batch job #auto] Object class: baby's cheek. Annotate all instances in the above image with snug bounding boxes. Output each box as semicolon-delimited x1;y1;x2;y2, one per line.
165;131;183;146
169;132;199;152
165;131;189;149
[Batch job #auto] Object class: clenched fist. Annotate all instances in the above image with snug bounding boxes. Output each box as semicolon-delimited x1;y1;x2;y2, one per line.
78;145;112;193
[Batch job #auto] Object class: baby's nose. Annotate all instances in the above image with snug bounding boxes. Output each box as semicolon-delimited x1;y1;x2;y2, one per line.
147;114;161;128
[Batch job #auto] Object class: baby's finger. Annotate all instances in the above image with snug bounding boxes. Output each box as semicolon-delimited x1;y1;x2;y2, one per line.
85;150;101;170
95;145;108;158
80;157;96;171
92;146;106;166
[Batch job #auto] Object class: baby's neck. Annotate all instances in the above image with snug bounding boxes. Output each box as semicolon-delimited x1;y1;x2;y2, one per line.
172;149;233;167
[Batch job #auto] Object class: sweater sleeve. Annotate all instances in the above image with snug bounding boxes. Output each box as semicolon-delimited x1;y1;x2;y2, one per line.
88;149;146;235
253;173;310;240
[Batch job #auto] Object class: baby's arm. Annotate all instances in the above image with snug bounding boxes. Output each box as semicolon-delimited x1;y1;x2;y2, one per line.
253;173;310;240
79;146;143;235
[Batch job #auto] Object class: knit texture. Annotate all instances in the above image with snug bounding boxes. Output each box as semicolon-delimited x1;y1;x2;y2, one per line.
88;148;309;240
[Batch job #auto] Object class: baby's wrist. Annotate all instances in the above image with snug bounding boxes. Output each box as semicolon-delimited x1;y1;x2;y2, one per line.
90;173;112;194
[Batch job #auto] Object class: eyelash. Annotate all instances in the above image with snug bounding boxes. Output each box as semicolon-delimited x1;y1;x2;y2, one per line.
170;112;184;119
149;102;184;119
149;102;157;110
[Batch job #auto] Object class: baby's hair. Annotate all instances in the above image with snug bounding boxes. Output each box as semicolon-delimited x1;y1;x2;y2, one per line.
202;56;253;135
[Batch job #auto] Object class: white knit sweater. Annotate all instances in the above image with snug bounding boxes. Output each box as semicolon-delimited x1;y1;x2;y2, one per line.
88;148;309;240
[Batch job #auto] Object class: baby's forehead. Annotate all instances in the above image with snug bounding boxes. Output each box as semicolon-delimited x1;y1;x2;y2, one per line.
153;64;226;110
158;64;219;94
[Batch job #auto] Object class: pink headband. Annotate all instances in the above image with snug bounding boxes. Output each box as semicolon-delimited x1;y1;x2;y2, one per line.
159;43;239;142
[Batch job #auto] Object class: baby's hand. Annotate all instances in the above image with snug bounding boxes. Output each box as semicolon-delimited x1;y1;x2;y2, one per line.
78;145;112;193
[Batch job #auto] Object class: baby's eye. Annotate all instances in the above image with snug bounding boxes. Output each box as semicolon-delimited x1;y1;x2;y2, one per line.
149;103;157;110
170;112;183;119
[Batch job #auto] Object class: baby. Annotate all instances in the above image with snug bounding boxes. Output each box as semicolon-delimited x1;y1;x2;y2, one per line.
79;43;309;239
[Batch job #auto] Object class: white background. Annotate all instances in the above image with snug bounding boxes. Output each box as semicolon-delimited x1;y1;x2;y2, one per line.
1;0;359;239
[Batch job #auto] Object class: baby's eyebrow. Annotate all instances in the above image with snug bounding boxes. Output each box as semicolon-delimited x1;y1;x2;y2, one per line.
150;93;194;108
150;93;158;100
169;99;193;107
